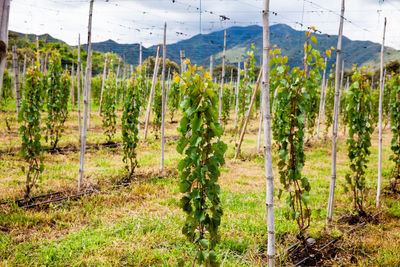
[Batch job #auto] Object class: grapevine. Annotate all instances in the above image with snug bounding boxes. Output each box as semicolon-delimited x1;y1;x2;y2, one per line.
101;72;117;142
344;67;374;214
19;60;44;198
121;70;141;179
175;62;227;266
45;51;70;149
388;73;400;191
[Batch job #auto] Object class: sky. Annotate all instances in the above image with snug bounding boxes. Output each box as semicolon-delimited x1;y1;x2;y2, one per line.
8;0;400;49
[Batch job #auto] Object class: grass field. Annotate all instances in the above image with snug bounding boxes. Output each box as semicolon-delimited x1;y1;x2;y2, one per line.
0;105;399;266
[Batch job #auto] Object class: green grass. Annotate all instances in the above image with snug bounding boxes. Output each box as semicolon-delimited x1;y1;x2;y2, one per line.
0;106;399;266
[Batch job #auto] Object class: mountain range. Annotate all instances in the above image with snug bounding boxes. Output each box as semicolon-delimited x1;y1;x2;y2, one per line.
14;24;400;70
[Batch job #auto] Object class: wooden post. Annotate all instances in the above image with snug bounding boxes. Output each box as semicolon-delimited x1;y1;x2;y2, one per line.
35;36;39;62
98;53;108;115
218;30;227;124
316;57;327;139
22;53;26;87
160;23;167;171
180;50;186;74
77;35;82;139
78;0;94;191
234;69;262;159
44;52;48;73
88;50;93;129
377;17;387;208
12;46;20;114
263;1;275;265
115;56;121;104
143;44;161;140
209;55;213;79
234;62;241;128
326;0;345;223
257;94;262;152
0;0;10;99
122;64;126;105
71;60;75;111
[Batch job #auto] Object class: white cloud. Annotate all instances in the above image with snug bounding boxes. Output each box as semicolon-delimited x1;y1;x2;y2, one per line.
8;0;400;49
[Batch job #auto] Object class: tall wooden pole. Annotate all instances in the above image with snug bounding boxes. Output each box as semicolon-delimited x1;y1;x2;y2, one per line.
77;35;82;139
263;0;275;265
22;53;26;87
88;50;93;129
98;53;108;115
234;69;262;159
326;0;345;223
160;23;167;171
71;60;75;111
78;0;94;191
257;94;263;152
218;30;227;123
377;17;387;208
143;44;161;140
115;56;121;104
122;64;126;105
11;46;20;114
35;36;39;62
316;57;327;139
0;0;10;99
234;62;241;128
180;50;186;74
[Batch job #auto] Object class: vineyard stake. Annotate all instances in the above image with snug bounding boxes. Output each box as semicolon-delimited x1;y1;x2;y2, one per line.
160;22;167;171
316;57;327;139
326;0;345;223
78;0;94;191
219;30;227;124
98;53;108;115
263;0;275;264
377;17;387;208
234;69;262;159
0;0;10;100
143;44;161;140
11;46;20;114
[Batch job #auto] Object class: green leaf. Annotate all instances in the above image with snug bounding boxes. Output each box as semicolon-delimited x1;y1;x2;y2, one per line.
199;239;210;249
179;181;191;193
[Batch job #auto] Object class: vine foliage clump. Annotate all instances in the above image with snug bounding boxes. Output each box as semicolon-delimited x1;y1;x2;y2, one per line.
344;67;374;214
121;69;141;179
272;32;327;237
101;72;117;142
45;51;70;149
175;61;227;266
19;60;44;198
388;73;400;191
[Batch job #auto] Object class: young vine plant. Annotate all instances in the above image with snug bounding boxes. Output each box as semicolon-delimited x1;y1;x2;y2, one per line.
344;67;374;215
221;84;231;125
175;61;227;266
45;51;70;149
19;60;44;198
168;80;180;123
121;69;141;179
102;72;117;143
273;31;328;237
152;81;162;139
389;73;400;192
